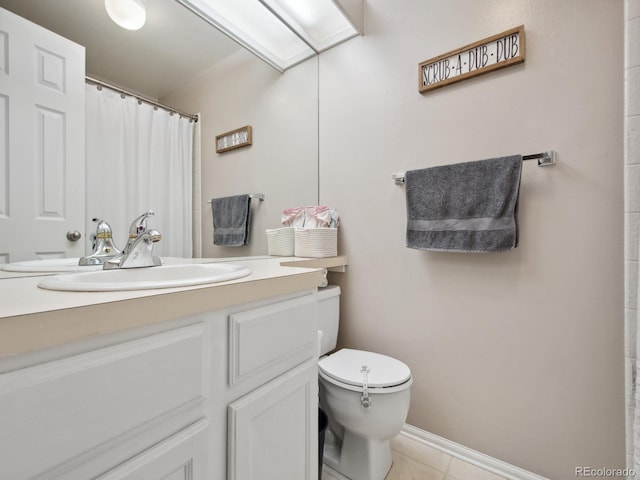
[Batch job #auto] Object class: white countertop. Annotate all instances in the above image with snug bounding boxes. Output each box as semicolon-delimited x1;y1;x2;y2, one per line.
0;256;347;359
0;256;300;318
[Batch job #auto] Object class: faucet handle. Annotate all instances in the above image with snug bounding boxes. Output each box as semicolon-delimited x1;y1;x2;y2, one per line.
93;218;114;238
90;218;118;253
129;211;155;237
146;229;162;243
78;218;120;266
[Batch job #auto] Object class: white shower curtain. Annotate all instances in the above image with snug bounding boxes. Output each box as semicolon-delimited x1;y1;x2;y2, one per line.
85;85;194;258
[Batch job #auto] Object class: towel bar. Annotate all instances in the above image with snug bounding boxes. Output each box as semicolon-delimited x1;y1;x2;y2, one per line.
522;151;556;166
206;193;265;204
392;151;556;185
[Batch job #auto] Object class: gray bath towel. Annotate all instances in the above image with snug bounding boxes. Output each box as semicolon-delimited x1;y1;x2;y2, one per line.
211;194;251;246
405;155;522;253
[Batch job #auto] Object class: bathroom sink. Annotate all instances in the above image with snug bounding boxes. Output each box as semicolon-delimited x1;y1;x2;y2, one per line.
37;263;251;291
1;258;103;273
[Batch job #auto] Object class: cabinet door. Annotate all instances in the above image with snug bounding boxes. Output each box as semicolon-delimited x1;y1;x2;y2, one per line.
0;323;206;479
228;359;318;480
95;419;209;480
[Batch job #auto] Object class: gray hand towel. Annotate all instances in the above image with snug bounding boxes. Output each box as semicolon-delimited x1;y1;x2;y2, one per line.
211;194;251;246
405;155;522;253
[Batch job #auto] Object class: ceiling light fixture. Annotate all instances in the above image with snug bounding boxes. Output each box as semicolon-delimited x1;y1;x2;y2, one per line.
105;0;147;31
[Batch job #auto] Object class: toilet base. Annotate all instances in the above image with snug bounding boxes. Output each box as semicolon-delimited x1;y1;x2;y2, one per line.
322;427;393;480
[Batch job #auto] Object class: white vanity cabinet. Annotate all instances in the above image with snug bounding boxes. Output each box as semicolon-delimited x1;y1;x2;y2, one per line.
0;288;319;480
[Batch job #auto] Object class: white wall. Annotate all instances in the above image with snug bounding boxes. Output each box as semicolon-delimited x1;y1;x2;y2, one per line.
163;50;319;257
319;1;624;479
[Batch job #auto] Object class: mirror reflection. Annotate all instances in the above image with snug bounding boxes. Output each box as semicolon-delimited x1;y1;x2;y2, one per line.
0;0;319;273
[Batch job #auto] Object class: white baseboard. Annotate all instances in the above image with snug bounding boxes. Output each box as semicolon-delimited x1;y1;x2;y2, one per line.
400;424;549;480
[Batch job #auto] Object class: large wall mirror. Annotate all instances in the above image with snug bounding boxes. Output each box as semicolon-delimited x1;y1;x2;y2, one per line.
0;0;319;267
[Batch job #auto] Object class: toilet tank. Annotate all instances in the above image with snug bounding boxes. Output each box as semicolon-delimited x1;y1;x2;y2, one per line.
317;285;340;356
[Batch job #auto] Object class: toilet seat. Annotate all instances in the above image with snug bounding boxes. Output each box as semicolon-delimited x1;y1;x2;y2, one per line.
319;349;412;394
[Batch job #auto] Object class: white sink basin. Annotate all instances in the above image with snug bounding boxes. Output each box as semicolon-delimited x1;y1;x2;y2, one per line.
38;263;251;291
1;258;102;273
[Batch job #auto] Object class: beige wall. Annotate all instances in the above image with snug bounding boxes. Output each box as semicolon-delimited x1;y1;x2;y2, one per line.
164;0;624;477
319;1;624;479
163;50;319;257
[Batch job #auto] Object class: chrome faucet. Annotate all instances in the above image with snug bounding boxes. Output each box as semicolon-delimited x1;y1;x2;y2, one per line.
78;219;121;266
103;211;162;269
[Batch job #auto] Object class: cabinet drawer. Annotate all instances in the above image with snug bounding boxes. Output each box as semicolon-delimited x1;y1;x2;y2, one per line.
0;324;206;480
229;293;317;386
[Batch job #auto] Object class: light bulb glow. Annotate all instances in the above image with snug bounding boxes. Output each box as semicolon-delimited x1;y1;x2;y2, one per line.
105;0;146;31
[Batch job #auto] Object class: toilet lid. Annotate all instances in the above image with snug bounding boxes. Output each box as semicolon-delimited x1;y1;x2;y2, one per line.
318;349;411;388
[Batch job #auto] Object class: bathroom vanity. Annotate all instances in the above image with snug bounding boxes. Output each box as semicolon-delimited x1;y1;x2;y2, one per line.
0;256;346;480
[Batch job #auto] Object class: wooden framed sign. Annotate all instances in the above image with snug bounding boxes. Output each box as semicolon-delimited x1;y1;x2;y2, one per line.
419;25;525;94
216;125;252;153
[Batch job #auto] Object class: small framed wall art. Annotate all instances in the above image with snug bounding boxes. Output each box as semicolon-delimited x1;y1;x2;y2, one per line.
216;125;252;153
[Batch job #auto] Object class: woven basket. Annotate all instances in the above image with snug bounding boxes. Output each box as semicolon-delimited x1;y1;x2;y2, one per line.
266;227;295;256
294;228;338;258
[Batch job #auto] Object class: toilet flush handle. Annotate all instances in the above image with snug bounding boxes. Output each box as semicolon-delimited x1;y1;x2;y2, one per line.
360;366;371;409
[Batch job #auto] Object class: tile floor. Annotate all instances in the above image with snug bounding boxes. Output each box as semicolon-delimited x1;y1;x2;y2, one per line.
322;433;510;480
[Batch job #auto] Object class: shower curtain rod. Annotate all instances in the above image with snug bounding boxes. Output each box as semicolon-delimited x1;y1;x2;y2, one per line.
85;76;199;122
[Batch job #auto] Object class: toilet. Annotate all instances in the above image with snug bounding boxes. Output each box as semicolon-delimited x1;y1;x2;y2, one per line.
317;286;412;480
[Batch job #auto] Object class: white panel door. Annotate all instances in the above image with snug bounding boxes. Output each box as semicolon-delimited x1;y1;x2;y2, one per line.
0;7;85;262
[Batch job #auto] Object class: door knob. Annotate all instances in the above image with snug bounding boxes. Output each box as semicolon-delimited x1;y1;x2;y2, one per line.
66;230;82;241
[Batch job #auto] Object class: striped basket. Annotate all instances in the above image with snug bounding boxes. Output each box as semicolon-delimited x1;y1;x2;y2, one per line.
266;227;295;256
294;227;338;258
